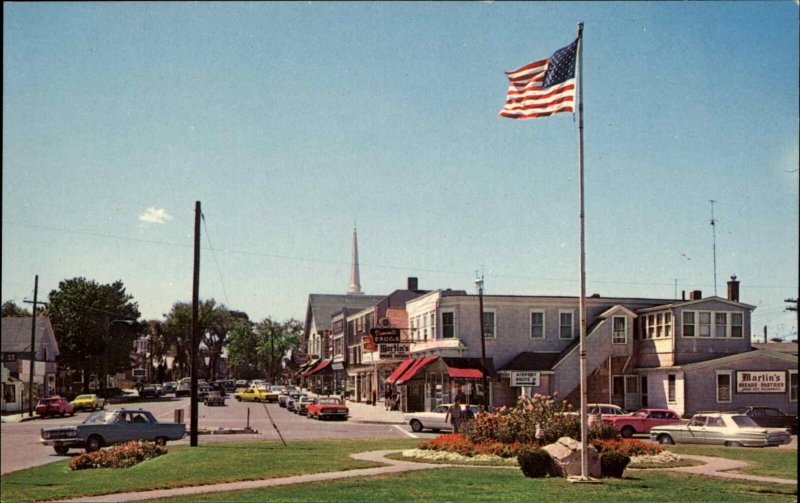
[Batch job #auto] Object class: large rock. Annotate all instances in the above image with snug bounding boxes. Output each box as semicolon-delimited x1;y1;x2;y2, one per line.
542;437;601;477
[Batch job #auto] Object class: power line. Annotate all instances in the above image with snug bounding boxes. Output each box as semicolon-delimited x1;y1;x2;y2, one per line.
201;213;231;307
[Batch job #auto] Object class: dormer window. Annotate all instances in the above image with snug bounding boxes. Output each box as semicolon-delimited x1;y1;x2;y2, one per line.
612;316;627;344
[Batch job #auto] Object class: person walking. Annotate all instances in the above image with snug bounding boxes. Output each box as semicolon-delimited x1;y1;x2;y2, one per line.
445;398;463;433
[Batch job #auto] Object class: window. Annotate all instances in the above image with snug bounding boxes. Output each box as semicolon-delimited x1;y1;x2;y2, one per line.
429;313;436;341
640;376;648;407
683;312;695;337
730;312;743;338
714;312;727;337
667;374;676;403
665;312;672;338
699;312;711;337
3;384;16;403
612;376;624;398
423;315;428;340
559;311;574;339
612;316;626;344
441;312;455;339
648;315;655;339
716;371;732;403
530;311;545;338
790;370;797;403
655;313;663;338
482;311;496;339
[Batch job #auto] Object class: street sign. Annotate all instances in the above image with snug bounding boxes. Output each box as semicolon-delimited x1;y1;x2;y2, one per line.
369;328;401;343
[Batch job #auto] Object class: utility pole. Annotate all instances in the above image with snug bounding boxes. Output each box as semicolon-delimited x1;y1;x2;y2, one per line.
710;200;718;296
475;274;489;412
190;201;201;447
27;275;39;417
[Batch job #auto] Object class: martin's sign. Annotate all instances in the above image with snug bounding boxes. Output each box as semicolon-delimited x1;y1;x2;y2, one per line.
369;328;401;344
379;343;410;358
737;371;786;393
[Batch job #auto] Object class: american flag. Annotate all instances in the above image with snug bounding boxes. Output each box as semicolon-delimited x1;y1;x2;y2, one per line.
499;38;578;120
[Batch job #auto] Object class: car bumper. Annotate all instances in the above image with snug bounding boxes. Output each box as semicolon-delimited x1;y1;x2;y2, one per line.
318;411;349;419
40;438;84;448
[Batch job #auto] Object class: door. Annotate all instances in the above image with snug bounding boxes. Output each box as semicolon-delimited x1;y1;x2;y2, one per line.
624;376;640;410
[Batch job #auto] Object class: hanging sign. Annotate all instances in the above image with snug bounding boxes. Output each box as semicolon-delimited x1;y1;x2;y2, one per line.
369;328;401;343
736;371;786;393
511;371;540;387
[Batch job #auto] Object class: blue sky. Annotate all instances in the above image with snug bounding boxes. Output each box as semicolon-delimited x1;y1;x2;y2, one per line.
3;2;798;339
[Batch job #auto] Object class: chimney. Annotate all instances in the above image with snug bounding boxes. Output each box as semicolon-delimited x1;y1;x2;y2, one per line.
681;290;686;301
689;290;702;301
727;275;740;302
407;277;418;291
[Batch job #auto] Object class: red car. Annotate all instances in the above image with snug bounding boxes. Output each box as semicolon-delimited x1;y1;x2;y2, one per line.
306;397;349;420
602;408;682;438
35;396;75;418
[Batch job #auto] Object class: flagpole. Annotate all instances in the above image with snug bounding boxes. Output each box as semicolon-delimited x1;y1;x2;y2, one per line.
576;21;589;481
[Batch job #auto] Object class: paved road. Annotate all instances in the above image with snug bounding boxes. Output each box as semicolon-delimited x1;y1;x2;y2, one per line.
1;396;429;475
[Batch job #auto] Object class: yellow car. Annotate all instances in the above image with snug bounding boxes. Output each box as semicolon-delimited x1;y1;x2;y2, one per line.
69;394;104;411
233;387;269;402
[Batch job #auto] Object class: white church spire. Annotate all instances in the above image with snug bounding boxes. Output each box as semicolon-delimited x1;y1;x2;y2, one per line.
347;227;363;295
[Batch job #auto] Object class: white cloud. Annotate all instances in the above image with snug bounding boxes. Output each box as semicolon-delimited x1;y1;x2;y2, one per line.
138;207;173;224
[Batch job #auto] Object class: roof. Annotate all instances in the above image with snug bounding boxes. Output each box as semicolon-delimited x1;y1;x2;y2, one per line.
0;316;59;357
499;352;562;372
637;295;756;313
304;294;385;333
751;342;797;355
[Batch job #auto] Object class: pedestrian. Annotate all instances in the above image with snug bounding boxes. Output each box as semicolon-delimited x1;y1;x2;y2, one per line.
461;403;475;432
445;398;463;433
384;386;392;410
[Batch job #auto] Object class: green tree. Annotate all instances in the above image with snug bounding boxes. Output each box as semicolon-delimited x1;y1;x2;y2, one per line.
255;318;302;383
46;278;142;393
1;300;31;317
225;319;260;380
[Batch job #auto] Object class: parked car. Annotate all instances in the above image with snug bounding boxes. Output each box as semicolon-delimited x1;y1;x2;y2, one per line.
735;406;798;435
175;383;191;398
650;412;792;447
138;385;159;399
162;382;178;394
196;386;212;401
35;396;75;418
306;397;349;420
404;404;481;433
204;391;227;406
40;408;186;455
602;408;682;438
286;393;306;412
297;396;317;416
233;387;269;402
265;385;285;403
69;394;104;412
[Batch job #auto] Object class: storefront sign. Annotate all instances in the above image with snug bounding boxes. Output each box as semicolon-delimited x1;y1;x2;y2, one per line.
369;328;401;343
379;343;409;358
511;371;540;387
737;371;786;393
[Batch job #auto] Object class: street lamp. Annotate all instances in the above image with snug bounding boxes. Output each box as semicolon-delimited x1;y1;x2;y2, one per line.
475;275;489;411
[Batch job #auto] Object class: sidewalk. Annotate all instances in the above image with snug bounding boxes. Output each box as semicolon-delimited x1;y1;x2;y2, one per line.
343;399;406;425
0;412;37;423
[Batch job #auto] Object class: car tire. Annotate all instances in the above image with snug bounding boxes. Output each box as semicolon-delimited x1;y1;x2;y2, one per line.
155;437;168;447
657;434;674;445
620;426;635;438
54;445;69;455
86;435;103;452
410;420;423;433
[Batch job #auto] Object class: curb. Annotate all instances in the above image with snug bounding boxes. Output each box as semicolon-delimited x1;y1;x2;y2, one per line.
351;419;406;425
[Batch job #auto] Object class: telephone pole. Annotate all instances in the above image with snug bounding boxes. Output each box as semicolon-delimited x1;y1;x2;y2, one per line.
710;200;718;296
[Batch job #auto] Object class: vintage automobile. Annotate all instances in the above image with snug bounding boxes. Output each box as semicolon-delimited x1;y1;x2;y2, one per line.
233;387;270;402
138;385;159;399
650;412;792;447
306;397;349;420
162;382;178;394
69;394;104;412
404;404;481;433
286;393;307;412
264;385;285;403
297;396;318;416
35;396;75;418
602;408;682;438
196;385;212;401
40;408;186;455
204;390;227;406
175;383;191;398
735;406;798;435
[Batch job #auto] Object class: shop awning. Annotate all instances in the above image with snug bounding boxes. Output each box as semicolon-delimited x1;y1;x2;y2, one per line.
304;359;331;377
385;359;416;384
442;357;498;380
396;356;438;385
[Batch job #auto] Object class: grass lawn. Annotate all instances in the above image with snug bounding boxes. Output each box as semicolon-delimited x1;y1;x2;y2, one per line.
668;445;797;479
0;438;419;502
153;467;797;502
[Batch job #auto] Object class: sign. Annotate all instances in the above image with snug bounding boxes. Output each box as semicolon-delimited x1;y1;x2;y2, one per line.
362;336;377;351
369;328;401;344
737;371;786;393
378;343;410;358
133;368;147;377
511;371;540;387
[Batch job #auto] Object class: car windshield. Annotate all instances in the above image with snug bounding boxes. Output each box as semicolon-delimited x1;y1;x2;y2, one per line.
75;395;93;400
83;411;118;424
319;398;341;405
731;415;760;428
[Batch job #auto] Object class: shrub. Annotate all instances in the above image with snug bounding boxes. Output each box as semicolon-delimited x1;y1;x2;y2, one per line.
588;421;620;442
593;439;663;457
517;448;555;478
69;440;167;470
600;450;630;478
417;434;475;456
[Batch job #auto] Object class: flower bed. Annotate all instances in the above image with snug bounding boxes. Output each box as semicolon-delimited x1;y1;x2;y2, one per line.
402;448;518;465
69;440;167;470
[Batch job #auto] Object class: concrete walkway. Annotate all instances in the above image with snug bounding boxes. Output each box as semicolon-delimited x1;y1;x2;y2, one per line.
54;449;796;502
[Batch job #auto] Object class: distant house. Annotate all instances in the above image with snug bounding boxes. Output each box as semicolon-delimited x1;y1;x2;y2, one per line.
1;316;60;413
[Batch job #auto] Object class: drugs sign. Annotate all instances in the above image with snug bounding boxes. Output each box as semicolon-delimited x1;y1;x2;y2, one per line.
369;328;401;344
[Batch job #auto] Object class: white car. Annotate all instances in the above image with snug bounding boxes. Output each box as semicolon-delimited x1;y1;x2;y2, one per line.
404;404;481;433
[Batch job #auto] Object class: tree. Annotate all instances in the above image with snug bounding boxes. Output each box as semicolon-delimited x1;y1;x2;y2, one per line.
255;317;302;383
2;300;31;317
225;319;260;380
46;278;142;393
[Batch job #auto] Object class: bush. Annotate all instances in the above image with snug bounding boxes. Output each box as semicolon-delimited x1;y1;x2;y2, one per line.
517;448;555;478
600;450;630;478
417;434;533;459
593;438;663;457
588;421;620;442
69;440;167;470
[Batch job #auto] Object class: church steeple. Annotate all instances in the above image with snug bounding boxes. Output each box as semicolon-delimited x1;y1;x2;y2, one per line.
347;227;363;295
